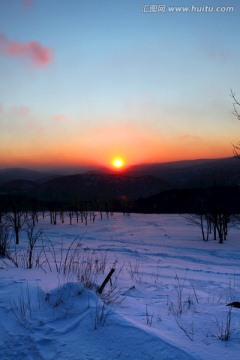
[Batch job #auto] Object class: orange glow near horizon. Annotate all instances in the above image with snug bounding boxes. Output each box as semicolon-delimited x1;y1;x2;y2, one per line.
0;126;234;170
0;144;234;171
0;105;236;171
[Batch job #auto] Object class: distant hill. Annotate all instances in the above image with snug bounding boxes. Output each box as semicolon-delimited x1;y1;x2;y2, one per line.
0;179;37;194
0;168;61;185
1;157;240;204
31;174;170;202
125;157;240;187
134;186;240;214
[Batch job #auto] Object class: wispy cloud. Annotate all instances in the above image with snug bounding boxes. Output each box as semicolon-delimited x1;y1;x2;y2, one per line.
202;31;230;63
179;133;201;141
0;33;53;67
11;105;31;117
53;114;67;121
3;104;43;136
208;50;230;63
22;0;34;9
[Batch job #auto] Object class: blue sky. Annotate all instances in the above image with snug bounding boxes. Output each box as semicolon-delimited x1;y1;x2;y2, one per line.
0;0;239;169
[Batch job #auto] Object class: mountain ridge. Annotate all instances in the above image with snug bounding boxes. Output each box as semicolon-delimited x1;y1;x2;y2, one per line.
1;157;240;201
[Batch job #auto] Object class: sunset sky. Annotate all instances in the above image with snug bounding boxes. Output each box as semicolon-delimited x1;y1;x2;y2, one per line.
0;0;240;170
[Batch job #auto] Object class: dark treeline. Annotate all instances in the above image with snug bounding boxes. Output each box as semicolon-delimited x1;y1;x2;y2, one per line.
1;185;240;215
0;194;115;216
134;185;240;243
134;186;240;214
1;185;240;245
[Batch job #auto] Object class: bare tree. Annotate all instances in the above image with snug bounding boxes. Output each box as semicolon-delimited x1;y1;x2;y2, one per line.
68;210;74;225
185;213;210;242
186;185;234;243
0;221;10;257
25;217;43;269
5;198;27;245
230;90;240;157
230;89;240;120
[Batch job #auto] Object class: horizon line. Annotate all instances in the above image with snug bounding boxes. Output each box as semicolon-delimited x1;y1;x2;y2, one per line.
0;155;237;174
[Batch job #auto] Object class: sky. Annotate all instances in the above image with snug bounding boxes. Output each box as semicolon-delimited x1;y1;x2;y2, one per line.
0;0;240;170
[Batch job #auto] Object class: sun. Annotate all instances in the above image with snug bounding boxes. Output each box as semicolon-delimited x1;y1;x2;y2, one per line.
112;157;124;170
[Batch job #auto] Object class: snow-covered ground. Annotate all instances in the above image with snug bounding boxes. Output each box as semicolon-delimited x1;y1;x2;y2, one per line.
1;213;240;359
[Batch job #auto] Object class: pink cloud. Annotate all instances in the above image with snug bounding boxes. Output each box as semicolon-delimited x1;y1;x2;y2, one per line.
179;134;201;141
22;0;34;8
38;127;45;134
54;114;67;121
202;33;230;63
208;50;230;63
0;33;53;67
12;105;31;117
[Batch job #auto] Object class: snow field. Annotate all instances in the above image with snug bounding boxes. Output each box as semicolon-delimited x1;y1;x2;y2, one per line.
0;213;240;359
